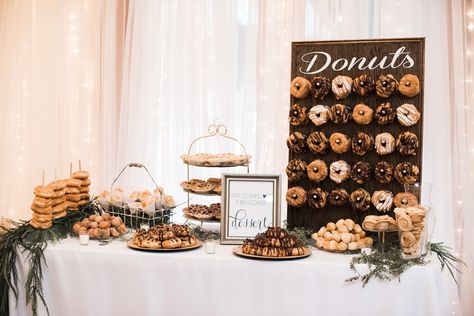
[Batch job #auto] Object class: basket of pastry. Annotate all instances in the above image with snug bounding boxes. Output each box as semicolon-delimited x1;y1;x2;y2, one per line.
71;213;127;239
95;163;175;229
311;219;373;253
183;203;221;222
128;224;202;251
180;178;222;195
233;227;311;259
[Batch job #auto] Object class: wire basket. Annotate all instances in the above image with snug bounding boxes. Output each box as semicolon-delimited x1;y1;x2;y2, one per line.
106;163;174;229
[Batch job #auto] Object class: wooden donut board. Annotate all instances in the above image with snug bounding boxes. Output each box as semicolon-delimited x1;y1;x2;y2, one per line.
287;38;424;230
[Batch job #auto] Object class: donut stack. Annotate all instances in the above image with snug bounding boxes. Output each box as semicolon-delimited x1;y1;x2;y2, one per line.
48;180;68;219
73;170;91;208
65;177;82;211
30;186;54;229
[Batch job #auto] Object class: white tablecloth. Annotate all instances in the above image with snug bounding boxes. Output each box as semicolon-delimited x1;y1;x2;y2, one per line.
10;237;449;316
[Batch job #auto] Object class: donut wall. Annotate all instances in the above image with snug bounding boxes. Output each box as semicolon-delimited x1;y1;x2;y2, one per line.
286;38;424;229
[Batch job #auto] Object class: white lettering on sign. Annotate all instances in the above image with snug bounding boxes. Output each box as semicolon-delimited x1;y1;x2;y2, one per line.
299;46;415;75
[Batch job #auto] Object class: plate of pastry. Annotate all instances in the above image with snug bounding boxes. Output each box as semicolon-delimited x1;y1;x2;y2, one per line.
180;153;251;167
311;218;373;253
232;227;311;260
127;224;202;251
180;178;222;195
362;215;398;232
183;203;221;222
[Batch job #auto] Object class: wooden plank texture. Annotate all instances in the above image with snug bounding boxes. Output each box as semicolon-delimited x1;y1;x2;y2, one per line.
287;38;424;229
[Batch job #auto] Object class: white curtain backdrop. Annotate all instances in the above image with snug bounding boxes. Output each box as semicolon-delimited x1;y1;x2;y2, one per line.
0;0;471;314
0;0;124;220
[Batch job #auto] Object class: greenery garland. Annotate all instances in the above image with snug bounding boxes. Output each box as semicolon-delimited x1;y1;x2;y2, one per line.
345;234;466;287
0;201;98;316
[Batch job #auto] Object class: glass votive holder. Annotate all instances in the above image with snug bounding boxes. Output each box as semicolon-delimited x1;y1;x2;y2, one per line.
79;233;90;246
205;240;217;254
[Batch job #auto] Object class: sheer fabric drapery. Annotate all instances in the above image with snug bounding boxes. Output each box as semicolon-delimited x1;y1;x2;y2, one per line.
0;1;125;220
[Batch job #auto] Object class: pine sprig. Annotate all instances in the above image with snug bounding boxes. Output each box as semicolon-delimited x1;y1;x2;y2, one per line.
431;242;466;288
286;226;314;246
0;200;97;316
345;244;426;286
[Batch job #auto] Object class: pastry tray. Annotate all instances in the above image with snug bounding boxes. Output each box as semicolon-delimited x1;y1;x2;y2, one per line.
127;240;203;252
232;246;311;260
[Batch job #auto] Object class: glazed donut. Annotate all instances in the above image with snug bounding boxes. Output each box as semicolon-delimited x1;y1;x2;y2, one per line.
66;179;82;188
352;132;374;156
376;74;399;98
308;105;331;126
34;186;54;199
375;132;396;155
286;187;307;207
290;77;311;98
30;219;52;230
66;194;81;202
32;212;52;223
394;162;420;185
330;104;351;124
352;74;375;96
72;171;90;180
331;75;353;99
52;189;66;198
81;178;91;186
329;160;351;184
31;204;52;215
47;180;67;191
52;202;67;214
307;188;328;209
328;188;349;206
307;159;328;182
393;192;418;208
286;159;307;182
311;76;331;100
397;104;421;127
286;132;307;153
307;131;329;154
288;104;309;126
352;104;373;125
350;161;370;184
79;186;90;193
396;132;419;156
375;102;396;125
371;190;394;212
374;161;394;184
350;188;371;211
33;197;52;208
65;187;80;194
398;74;420;97
329;132;351;154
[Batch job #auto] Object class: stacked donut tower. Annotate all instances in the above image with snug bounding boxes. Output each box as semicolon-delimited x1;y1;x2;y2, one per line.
286;45;424;231
30;164;91;230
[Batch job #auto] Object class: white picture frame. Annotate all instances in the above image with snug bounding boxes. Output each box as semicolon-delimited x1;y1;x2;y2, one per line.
220;173;281;245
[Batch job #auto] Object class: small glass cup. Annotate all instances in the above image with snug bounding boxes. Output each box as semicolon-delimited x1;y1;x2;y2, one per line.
79;233;90;245
205;240;217;254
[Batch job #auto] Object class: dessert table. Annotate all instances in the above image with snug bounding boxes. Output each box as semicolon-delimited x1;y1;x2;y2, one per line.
10;237;449;316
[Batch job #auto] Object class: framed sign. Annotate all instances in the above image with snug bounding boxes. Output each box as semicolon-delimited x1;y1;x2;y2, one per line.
220;174;281;245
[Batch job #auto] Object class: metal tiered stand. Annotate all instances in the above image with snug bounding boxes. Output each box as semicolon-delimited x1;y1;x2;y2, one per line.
182;121;250;226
